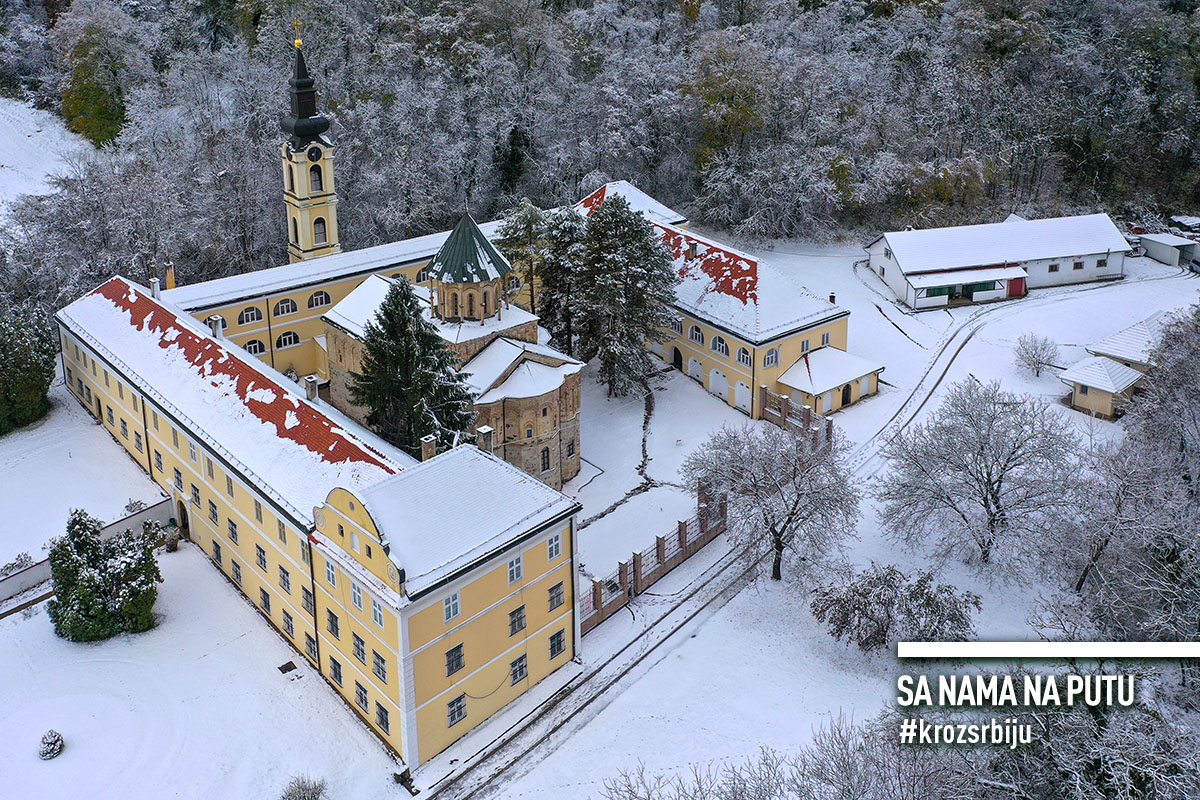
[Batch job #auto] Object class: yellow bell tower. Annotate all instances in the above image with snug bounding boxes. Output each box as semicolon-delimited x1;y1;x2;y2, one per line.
281;30;340;263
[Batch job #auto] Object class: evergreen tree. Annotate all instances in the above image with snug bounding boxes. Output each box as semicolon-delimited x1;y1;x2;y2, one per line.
349;279;476;459
47;510;162;642
0;301;58;436
537;208;586;356
575;194;679;397
495;198;545;313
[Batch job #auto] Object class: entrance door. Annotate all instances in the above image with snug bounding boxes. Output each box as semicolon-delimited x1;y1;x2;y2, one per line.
1007;276;1026;297
672;347;683;370
841;383;852;407
176;500;189;536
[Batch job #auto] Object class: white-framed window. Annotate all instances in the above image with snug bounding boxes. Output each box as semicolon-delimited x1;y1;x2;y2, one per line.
372;650;387;683
372;598;384;628
225;475;234;497
550;629;566;658
276;331;300;349
444;592;460;623
351;582;363;610
737;347;751;367
764;348;779;368
134;432;143;452
154;451;163;472
277;520;287;544
304;633;317;661
238;307;262;325
254;499;263;523
208;500;218;524
325;560;337;587
274;298;298;316
689;325;704;345
188;441;196;462
327;609;340;638
509;605;526;636
375;702;389;733
259;588;271;615
245;339;266;355
448;694;466;726
416;266;432;283
279;565;291;593
355;681;368;711
547;533;562;562
670;317;683;335
308;290;332;309
255;544;267;570
510;654;528;685
445;644;464;675
508;555;523;584
227;518;238;544
120;419;128;439
548;581;565;611
232;561;242;585
711;336;729;357
329;656;342;685
821;332;831;347
173;468;183;490
282;610;294;637
190;484;201;506
353;633;366;662
801;339;810;354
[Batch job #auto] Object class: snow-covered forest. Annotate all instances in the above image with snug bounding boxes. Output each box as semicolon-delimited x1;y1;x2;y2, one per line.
2;0;1199;307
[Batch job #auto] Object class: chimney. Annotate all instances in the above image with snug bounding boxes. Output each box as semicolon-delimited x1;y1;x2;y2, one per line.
828;292;836;304
304;375;319;402
687;240;698;260
206;315;224;338
150;277;161;299
476;425;495;453
165;261;177;290
420;433;437;461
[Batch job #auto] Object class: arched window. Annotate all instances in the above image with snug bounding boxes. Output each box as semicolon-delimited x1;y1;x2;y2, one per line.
416;266;431;283
286;165;294;192
508;275;522;291
542;407;548;417
291;218;298;244
711;336;729;357
308;290;332;309
482;291;489;316
274;298;298;316
245;339;266;355
689;325;704;345
737;347;752;367
670;318;683;335
238;307;263;326
452;294;459;317
313;217;327;245
276;331;301;349
467;294;475;318
764;348;780;368
309;164;323;193
540;447;550;472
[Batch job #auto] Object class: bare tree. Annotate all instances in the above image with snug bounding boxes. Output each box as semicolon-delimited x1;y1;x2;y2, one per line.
682;423;858;582
1013;333;1060;378
877;380;1078;572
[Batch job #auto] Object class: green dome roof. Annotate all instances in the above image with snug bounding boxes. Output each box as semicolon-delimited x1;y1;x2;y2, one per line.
427;214;512;284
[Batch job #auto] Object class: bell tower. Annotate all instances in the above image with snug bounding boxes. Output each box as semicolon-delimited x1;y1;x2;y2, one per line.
281;30;340;263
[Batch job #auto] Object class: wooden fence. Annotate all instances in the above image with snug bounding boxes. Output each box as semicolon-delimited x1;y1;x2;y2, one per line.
579;495;727;635
760;385;834;445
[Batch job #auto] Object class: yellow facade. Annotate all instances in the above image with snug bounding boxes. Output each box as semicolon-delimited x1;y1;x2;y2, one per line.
1067;382;1126;419
283;141;342;263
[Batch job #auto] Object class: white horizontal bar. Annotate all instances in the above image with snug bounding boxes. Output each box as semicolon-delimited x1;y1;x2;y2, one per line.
898;641;1200;659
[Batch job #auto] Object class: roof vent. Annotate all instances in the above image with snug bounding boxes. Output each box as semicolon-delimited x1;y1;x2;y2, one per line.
150;277;161;299
829;292;836;304
206;315;224;338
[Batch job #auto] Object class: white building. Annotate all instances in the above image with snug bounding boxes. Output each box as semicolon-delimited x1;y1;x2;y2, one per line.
865;214;1131;310
1140;232;1198;269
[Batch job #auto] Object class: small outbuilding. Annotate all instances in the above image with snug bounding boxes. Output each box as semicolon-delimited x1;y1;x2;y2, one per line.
1140;232;1198;269
1059;356;1142;419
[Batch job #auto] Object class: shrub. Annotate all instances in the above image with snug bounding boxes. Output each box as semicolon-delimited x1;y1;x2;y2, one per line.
0;302;57;436
280;775;327;800
39;729;64;760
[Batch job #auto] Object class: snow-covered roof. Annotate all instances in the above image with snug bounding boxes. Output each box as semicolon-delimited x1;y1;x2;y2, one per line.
1004;213;1027;223
477;361;582;404
1170;215;1200;229
359;446;579;597
873;214;1131;276
1059;356;1142;394
1086;311;1170;366
162;219;506;310
775;347;885;397
427;214;512;283
323;274;539;347
575;181;687;227
1141;232;1196;247
461;337;581;397
906;265;1027;290
57;277;413;527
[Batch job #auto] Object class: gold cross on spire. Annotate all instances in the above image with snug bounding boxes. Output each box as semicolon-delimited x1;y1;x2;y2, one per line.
291;17;304;49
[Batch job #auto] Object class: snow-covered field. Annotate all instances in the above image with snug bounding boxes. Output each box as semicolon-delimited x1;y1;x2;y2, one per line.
0;379;165;565
0;545;408;800
0;98;87;213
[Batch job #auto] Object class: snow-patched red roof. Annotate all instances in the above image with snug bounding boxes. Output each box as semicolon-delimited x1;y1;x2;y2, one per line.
576;181;688;227
58;277;409;525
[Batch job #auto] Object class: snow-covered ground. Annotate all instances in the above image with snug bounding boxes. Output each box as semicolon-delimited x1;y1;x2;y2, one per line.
0;545;408;800
0;379;164;565
0;98;88;213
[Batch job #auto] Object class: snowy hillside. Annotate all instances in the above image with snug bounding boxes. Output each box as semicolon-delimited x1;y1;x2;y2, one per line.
0;99;88;213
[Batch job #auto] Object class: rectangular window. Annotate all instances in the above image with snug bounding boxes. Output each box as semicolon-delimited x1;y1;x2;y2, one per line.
277;520;287;545
330;657;343;686
154;451;163;472
353;633;366;663
118;383;124;401
548;581;565;612
259;588;271;615
821;332;830;347
1079;385;1090;395
1050;264;1061;272
212;540;222;564
567;439;575;457
205;457;214;480
172;428;179;449
509;605;526;637
208;500;218;524
254;499;263;523
448;694;466;727
302;586;315;615
120;419;128;439
327;609;340;639
279;566;291;593
83;385;91;403
446;643;465;676
355;682;368;711
508;556;523;584
371;598;384;628
255;544;267;570
131;396;137;413
173;468;183;490
300;540;310;565
325;561;336;587
305;633;317;661
801;339;809;354
1097;258;1108;269
225;475;234;498
104;371;110;387
547;533;562;562
227;518;238;544
372;651;387;683
151;411;158;430
1073;261;1084;270
444;592;460;623
375;703;390;733
511;654;528;685
191;484;201;507
550;629;566;659
134;432;143;452
232;561;242;585
188;441;196;462
282;610;294;637
351;582;363;610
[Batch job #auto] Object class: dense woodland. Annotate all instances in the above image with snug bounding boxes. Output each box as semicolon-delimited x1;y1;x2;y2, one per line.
1;0;1200;308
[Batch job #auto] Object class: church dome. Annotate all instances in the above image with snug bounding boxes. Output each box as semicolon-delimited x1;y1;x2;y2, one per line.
427;214;512;284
